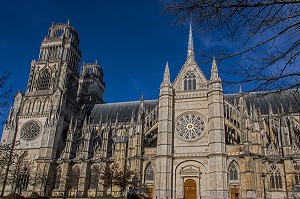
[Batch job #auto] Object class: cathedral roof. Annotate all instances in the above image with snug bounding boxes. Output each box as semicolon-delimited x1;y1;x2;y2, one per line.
88;91;299;123
88;100;158;123
224;90;300;115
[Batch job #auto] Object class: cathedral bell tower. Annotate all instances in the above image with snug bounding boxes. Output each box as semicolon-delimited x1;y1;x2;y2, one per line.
2;20;82;167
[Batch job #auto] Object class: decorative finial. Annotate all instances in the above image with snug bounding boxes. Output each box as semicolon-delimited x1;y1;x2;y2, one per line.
187;20;194;59
95;59;98;65
162;61;171;85
67;19;70;26
239;84;243;94
210;56;219;80
141;93;144;101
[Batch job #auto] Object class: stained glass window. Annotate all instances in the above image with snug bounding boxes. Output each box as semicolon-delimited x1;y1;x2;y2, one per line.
184;72;196;91
21;121;41;141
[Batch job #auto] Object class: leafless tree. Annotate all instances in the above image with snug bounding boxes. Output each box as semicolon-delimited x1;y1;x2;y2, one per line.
4;151;31;195
165;0;300;92
31;164;53;196
0;69;12;123
99;164;115;195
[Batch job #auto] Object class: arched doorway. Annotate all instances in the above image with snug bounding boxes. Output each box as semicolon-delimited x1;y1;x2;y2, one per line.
184;179;196;199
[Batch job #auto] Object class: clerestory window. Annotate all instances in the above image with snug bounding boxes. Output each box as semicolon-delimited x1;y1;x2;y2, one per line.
184;71;196;91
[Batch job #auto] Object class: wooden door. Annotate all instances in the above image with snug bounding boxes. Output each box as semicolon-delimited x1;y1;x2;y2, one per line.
230;187;239;199
146;187;153;199
184;179;197;199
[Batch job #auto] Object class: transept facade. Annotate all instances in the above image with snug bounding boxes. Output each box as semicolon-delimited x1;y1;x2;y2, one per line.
1;21;300;199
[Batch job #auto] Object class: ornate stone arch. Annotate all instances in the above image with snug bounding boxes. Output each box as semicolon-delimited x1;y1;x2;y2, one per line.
144;162;154;182
175;160;206;199
33;98;41;113
38;69;51;90
228;160;240;182
293;162;300;185
269;164;283;189
22;98;30;113
43;97;51;112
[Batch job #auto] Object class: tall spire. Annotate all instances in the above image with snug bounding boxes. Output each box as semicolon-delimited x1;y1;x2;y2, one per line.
187;21;194;59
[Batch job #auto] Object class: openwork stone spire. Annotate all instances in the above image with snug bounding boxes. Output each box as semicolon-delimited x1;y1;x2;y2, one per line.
187;21;194;60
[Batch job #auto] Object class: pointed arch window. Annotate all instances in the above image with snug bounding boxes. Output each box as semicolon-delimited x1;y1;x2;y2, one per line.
229;163;239;181
145;164;154;181
270;164;283;189
184;71;196;91
39;70;51;90
294;164;300;185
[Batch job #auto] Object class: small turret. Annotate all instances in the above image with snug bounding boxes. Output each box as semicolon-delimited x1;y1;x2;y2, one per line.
77;62;106;104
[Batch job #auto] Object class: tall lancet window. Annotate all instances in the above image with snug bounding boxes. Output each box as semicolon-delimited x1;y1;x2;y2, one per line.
229;163;239;181
145;164;154;181
270;164;283;189
184;71;196;91
39;70;51;90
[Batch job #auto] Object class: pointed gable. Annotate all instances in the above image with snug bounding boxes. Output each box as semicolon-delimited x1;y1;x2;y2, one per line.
173;59;207;92
173;22;207;92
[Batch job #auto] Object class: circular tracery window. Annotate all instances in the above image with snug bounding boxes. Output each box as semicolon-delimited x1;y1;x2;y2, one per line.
176;113;205;141
21;120;41;141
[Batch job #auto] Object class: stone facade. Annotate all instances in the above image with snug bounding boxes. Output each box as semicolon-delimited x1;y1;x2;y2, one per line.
1;21;300;199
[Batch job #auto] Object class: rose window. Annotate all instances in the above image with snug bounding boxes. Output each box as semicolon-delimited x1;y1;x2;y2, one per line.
176;113;205;141
21;121;41;141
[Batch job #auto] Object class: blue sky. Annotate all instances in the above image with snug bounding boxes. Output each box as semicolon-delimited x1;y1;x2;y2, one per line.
0;0;241;135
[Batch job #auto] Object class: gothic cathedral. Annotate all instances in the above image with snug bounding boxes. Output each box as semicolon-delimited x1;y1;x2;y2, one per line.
2;21;300;199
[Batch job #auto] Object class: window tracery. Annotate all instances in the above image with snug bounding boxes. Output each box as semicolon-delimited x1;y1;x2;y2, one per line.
145;164;154;181
270;164;283;189
294;163;300;185
184;71;196;91
39;70;51;90
176;113;205;141
20;120;41;141
229;163;239;181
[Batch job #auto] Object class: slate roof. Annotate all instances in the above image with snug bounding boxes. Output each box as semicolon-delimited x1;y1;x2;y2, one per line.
88;100;158;123
224;90;300;115
87;90;300;123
